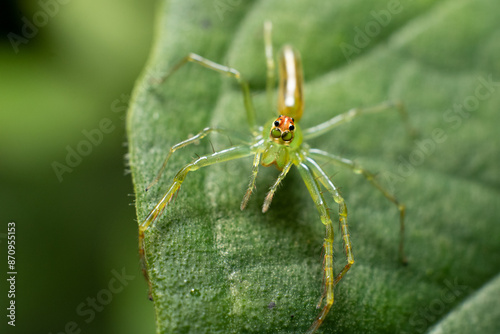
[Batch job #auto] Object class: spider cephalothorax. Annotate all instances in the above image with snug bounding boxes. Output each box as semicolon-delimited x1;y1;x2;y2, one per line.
270;115;295;144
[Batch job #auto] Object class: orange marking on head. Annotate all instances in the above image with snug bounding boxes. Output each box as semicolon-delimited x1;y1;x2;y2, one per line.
270;115;295;143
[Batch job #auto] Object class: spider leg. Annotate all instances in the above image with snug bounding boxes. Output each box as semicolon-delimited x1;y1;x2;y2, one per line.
303;101;415;140
139;145;254;299
309;148;407;264
146;127;249;191
262;161;293;213
240;152;262;210
153;53;258;134
296;162;340;334
306;157;354;287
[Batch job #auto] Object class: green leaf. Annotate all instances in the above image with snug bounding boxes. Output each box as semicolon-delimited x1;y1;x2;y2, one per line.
127;0;500;333
426;273;500;334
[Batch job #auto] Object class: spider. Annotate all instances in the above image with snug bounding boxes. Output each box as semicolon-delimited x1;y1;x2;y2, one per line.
138;21;410;334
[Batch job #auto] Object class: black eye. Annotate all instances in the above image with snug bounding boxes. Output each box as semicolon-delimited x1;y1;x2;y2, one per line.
274;120;280;127
289;124;295;131
291;118;295;122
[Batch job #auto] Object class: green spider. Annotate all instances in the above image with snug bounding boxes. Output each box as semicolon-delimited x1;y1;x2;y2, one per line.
138;21;409;334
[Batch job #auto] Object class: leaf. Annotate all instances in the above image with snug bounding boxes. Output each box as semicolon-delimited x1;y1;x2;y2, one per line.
127;0;500;333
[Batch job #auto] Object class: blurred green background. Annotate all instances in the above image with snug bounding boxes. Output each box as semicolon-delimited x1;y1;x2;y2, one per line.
0;1;157;333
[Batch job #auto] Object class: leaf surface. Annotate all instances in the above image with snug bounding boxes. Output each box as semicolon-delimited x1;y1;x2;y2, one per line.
127;0;500;332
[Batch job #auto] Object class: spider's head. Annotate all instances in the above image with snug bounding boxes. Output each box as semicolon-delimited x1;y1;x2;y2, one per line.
270;115;295;144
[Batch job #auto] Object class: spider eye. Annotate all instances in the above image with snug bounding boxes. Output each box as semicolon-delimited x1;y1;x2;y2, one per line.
282;131;293;141
271;128;281;138
289;124;295;131
274;120;280;127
